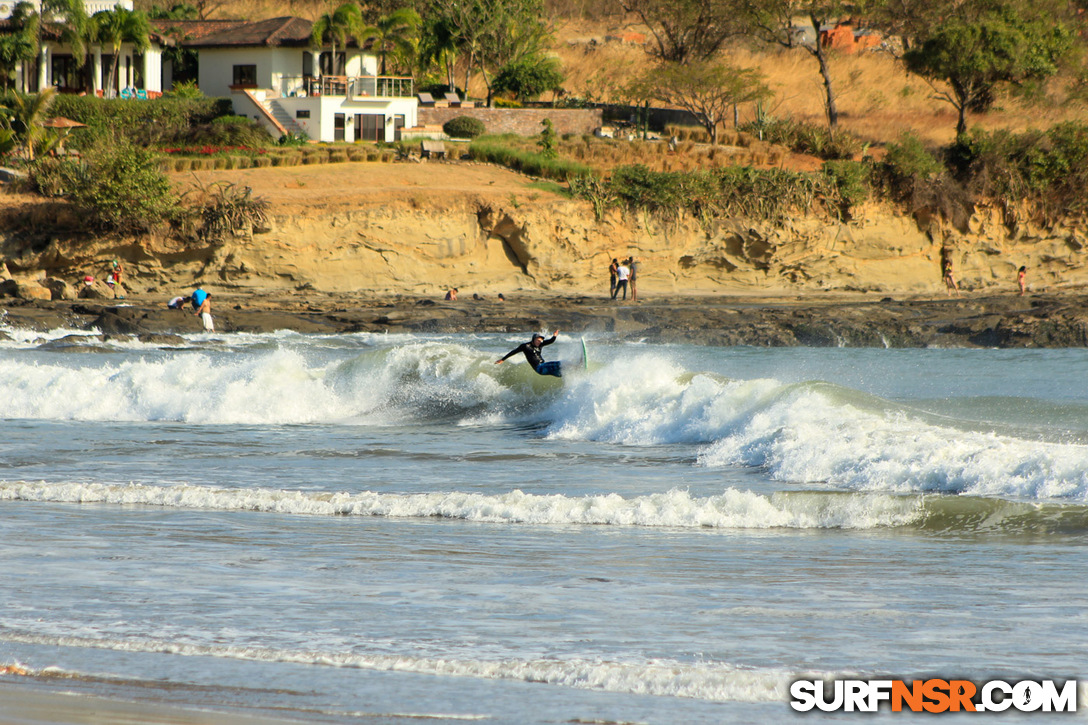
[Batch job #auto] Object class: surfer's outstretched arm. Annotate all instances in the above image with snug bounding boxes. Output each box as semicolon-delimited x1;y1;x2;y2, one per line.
495;345;523;364
541;329;559;346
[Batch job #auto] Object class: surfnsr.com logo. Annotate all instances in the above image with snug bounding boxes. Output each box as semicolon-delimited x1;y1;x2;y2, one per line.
790;679;1077;713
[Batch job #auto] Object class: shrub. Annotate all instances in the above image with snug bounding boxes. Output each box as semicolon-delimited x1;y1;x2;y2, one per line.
884;132;944;182
254;156;272;168
187;180;270;240
443;116;487;139
277;130;309;146
51;95;233;148
738;117;861;160
822;160;870;215
65;138;179;232
330;151;349;163
27;157;81;198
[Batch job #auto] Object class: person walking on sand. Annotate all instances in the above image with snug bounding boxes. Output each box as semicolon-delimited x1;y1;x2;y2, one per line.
628;256;639;301
191;286;214;331
608;258;618;298
495;330;562;377
613;260;630;301
1017;266;1027;296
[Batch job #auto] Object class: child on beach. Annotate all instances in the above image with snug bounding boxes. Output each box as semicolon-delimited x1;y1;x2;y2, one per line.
1017;266;1027;296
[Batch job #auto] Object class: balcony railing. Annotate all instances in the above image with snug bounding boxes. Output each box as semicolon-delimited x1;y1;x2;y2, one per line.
277;75;414;99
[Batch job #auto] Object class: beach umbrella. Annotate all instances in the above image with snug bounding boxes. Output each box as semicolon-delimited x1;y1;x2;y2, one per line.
42;117;86;154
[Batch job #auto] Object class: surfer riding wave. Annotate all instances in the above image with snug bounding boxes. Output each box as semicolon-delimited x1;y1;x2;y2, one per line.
496;330;562;377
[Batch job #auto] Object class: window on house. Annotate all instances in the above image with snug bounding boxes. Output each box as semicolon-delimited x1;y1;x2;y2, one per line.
296;110;310;119
232;65;257;87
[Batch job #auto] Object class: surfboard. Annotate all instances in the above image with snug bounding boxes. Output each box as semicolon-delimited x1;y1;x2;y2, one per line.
581;337;589;370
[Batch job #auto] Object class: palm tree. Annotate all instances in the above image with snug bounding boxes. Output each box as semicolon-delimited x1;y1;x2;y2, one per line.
310;3;363;77
0;2;38;91
94;7;151;98
360;7;421;76
3;86;57;160
418;15;458;91
35;0;89;91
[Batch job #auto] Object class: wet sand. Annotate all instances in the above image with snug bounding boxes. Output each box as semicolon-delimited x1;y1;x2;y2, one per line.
3;289;1087;348
0;683;305;725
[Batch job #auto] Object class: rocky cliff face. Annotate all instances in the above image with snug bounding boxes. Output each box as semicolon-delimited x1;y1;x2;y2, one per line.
2;186;1085;298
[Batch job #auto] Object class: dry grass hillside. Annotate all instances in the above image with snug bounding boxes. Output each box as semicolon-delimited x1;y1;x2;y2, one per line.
145;0;1088;150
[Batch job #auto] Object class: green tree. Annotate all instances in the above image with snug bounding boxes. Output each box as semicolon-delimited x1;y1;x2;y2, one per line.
0;2;38;92
94;7;152;97
360;7;421;75
0;87;57;160
641;60;770;145
34;0;90;92
492;54;564;100
903;4;1073;135
738;0;857;130
310;2;364;76
621;0;742;63
418;14;459;91
478;0;552;105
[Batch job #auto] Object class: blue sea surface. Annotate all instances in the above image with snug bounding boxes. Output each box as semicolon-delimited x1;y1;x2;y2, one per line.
1;328;1086;722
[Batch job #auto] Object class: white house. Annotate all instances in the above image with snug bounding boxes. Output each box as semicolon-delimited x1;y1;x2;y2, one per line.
1;0;168;96
185;16;417;143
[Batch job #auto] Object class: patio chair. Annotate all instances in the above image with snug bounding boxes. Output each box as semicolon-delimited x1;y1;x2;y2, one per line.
417;92;435;105
136;89;148;100
444;91;461;106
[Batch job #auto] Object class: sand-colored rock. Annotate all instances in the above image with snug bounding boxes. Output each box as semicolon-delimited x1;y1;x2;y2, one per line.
1;163;1085;299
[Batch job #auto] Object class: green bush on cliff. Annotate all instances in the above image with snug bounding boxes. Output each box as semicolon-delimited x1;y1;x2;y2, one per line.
946;123;1088;216
576;164;843;224
65;138;179;232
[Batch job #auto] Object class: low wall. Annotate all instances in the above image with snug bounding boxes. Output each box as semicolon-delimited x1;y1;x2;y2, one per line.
418;107;602;136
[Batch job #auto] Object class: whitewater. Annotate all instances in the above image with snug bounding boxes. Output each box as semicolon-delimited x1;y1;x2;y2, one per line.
1;327;1086;723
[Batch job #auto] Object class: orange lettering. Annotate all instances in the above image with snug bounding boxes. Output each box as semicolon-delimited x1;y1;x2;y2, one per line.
948;680;977;712
922;679;950;713
892;680;924;712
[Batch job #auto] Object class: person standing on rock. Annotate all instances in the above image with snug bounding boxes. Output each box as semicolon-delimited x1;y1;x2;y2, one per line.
613;260;630;301
628;256;639;302
191;287;214;331
940;249;959;297
1017;266;1027;296
608;258;619;298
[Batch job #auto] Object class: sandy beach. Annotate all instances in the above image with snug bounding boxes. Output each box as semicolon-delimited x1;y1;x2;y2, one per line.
0;682;305;725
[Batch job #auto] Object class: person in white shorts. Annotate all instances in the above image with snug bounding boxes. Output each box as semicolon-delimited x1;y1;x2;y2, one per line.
194;292;214;331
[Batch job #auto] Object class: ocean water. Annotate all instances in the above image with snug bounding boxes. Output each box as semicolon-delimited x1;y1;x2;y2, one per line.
1;325;1087;723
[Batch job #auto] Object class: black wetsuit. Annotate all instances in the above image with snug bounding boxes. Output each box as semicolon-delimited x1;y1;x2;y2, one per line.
500;336;560;376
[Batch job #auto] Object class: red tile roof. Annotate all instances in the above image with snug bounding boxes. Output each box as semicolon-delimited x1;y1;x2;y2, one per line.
181;16;316;47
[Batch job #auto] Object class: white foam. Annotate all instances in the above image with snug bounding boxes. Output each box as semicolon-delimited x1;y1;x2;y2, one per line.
0;481;924;530
0;630;794;703
698;386;1088;501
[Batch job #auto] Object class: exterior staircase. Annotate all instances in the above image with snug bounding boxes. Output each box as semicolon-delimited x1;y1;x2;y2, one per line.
264;98;305;137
